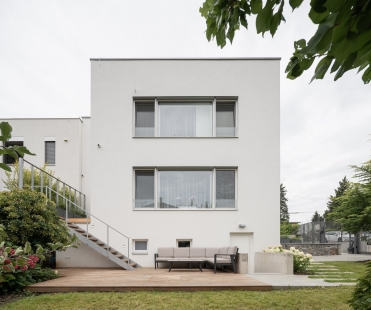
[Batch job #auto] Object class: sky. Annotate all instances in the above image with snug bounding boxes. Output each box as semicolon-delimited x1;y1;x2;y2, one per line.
1;1;370;223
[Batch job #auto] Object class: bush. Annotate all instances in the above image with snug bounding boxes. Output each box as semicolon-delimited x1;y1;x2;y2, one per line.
280;222;299;235
348;260;371;310
0;189;71;248
263;245;313;274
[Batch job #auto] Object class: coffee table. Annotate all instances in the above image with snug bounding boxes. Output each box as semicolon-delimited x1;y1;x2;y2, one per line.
167;259;206;272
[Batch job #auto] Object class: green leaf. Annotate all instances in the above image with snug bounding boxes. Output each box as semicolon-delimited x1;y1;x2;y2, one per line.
12;145;35;157
334;51;357;81
361;65;371;84
310;56;333;82
0;122;12;141
310;0;327;14
323;0;344;13
256;0;274;35
24;241;31;254
270;11;282;37
309;8;329;24
0;163;11;172
14;247;23;256
289;0;304;10
251;0;262;14
332;16;352;44
330;59;341;73
300;57;315;70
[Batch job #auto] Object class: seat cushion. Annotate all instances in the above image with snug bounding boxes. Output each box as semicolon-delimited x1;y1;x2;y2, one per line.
205;247;220;258
190;247;206;258
216;258;231;264
158;247;174;258
156;257;173;261
174;247;190;258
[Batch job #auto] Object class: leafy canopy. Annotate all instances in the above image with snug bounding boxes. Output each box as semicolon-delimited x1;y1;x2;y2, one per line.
0;122;34;172
200;0;371;84
280;183;290;222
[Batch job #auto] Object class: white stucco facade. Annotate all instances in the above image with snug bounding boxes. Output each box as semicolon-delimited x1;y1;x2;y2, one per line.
1;58;280;273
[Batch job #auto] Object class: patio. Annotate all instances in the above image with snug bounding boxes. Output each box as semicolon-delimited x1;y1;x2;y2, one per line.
26;268;272;292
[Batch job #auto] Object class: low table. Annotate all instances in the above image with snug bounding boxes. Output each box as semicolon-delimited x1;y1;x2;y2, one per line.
167;259;206;272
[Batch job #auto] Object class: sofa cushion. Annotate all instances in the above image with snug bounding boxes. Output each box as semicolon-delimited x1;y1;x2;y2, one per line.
158;247;174;258
216;258;232;264
156;257;173;261
174;247;190;258
205;247;220;258
190;247;206;258
219;246;230;258
228;246;238;255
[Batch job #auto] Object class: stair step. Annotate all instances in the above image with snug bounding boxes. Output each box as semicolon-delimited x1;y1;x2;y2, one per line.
81;233;92;237
89;237;98;241
110;250;118;254
115;254;124;258
68;224;79;228
96;241;105;245
130;262;137;267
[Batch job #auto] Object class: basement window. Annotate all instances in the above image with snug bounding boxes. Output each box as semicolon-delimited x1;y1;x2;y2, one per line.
133;240;148;255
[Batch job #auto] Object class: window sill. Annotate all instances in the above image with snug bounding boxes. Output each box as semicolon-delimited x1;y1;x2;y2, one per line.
132;136;238;139
133;208;238;211
132;251;148;255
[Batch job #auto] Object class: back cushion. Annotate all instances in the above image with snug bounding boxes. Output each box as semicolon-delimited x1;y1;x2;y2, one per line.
205;247;220;258
158;247;174;258
228;246;238;255
190;248;206;258
219;246;230;258
174;247;190;258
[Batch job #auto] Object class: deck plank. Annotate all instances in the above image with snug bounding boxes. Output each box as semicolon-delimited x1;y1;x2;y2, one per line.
27;268;271;292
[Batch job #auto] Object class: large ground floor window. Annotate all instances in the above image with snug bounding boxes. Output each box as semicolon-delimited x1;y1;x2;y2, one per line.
134;168;237;210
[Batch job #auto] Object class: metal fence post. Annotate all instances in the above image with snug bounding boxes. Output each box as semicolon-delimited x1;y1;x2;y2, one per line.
31;165;34;190
18;158;24;189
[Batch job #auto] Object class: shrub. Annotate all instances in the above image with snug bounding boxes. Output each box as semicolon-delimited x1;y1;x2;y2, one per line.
280;222;299;235
3;162;85;217
263;245;313;273
0;189;71;248
348;260;371;310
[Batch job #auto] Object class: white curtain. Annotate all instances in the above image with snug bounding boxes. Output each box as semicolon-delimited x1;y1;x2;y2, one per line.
159;104;212;137
158;171;212;208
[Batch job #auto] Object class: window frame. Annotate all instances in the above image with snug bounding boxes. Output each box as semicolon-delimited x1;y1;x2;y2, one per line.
133;167;237;211
45;140;56;165
3;141;24;165
133;97;238;138
132;239;148;255
176;239;192;248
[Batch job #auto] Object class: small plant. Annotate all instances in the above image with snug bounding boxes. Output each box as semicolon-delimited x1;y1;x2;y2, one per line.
348;260;371;310
263;245;313;274
280;222;299;235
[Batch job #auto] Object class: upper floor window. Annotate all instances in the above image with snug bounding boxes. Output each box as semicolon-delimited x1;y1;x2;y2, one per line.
3;141;23;165
134;98;237;138
45;141;56;165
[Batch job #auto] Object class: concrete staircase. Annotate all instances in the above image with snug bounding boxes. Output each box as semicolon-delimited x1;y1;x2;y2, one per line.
66;220;140;270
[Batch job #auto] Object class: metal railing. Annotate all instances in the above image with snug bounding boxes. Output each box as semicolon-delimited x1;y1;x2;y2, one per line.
19;158;86;211
47;186;131;262
17;158;131;262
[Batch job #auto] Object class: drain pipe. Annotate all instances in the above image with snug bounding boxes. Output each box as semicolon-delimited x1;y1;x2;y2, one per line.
18;158;24;189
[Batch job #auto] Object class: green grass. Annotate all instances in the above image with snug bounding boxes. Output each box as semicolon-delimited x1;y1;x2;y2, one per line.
308;261;368;283
2;287;355;310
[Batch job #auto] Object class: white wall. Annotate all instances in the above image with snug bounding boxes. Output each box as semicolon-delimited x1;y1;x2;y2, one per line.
0;118;83;191
90;59;280;272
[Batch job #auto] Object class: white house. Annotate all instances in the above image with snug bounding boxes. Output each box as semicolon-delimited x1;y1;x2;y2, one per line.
1;58;280;273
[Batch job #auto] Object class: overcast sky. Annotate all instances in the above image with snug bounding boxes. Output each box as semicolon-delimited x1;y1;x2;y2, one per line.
1;1;370;223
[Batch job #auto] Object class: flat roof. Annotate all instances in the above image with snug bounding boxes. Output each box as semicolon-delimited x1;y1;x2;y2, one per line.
0;117;91;120
90;57;281;61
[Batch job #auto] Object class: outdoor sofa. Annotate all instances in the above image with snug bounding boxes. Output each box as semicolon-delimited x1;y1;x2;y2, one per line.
154;246;239;273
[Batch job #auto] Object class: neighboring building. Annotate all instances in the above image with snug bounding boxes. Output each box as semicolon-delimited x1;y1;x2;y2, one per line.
0;58;280;273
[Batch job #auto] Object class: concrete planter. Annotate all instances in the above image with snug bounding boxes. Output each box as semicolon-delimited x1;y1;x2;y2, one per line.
254;252;293;274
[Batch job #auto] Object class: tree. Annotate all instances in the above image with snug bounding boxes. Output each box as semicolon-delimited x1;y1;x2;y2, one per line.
312;210;324;222
0;122;34;172
280;183;290;222
324;176;349;219
199;0;371;84
327;160;371;233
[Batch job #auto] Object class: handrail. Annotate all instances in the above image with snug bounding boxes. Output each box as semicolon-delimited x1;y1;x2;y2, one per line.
45;186;130;261
21;158;86;211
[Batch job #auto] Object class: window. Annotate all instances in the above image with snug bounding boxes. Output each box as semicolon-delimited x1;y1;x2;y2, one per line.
134;98;237;137
3;141;23;165
135;101;155;137
133;240;148;255
177;240;191;247
134;168;237;210
216;170;235;208
159;103;212;137
45;141;56;165
216;102;236;137
158;170;212;208
135;170;155;208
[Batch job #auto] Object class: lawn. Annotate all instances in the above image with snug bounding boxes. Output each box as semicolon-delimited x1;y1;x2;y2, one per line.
308;261;368;283
2;287;354;310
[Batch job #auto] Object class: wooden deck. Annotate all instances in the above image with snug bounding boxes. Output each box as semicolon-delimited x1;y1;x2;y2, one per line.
27;268;272;292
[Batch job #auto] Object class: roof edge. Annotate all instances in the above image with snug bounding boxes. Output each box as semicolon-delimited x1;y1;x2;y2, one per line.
90;57;281;61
